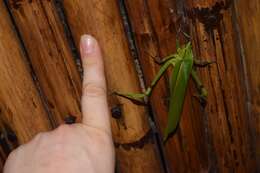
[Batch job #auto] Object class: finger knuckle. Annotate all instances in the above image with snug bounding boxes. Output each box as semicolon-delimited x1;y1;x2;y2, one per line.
50;125;80;147
83;58;98;68
78;124;112;145
82;83;106;97
49;125;73;143
56;124;72;134
34;132;46;140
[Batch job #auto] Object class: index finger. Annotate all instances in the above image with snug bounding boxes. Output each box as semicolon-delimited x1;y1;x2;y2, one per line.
80;35;111;134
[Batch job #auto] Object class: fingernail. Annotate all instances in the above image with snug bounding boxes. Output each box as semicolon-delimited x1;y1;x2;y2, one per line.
80;34;96;56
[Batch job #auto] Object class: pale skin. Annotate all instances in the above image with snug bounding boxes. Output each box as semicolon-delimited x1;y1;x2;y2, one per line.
3;35;115;173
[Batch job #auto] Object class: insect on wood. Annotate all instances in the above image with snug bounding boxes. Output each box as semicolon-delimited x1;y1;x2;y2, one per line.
115;41;213;142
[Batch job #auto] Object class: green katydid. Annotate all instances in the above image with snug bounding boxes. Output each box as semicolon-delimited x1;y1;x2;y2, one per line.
115;41;212;142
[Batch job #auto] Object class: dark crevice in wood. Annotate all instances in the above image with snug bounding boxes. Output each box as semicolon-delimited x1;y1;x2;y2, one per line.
230;1;258;170
0;120;18;156
215;30;234;143
187;1;232;33
217;27;228;70
221;89;234;143
114;129;153;149
207;67;220;173
0;133;12;155
117;0;146;93
117;0;169;172
38;0;81;113
53;0;83;78
146;103;170;173
3;0;56;128
118;0;138;59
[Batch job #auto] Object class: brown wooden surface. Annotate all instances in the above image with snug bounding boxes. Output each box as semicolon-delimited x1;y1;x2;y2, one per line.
0;0;51;149
6;0;82;126
186;0;257;172
234;0;260;169
0;0;258;172
62;0;163;172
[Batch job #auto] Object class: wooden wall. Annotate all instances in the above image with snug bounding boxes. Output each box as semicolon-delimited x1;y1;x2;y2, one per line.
234;1;260;168
0;0;258;173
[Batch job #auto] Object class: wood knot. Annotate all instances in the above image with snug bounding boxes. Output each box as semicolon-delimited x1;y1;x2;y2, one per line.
64;114;77;124
111;104;123;119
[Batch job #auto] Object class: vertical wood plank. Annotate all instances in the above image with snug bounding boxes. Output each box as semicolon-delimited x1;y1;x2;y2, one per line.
234;1;260;170
0;0;51;146
186;0;257;172
124;0;209;172
62;0;164;172
6;0;82;126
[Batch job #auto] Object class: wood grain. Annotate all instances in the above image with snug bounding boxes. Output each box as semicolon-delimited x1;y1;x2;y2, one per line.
0;0;51;145
62;0;163;172
186;0;257;172
234;1;260;170
6;0;82;126
0;0;258;172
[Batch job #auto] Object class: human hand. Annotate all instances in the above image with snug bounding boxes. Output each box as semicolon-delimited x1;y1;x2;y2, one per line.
3;35;115;173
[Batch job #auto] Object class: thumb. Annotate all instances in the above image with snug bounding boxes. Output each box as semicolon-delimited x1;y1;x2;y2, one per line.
80;35;110;134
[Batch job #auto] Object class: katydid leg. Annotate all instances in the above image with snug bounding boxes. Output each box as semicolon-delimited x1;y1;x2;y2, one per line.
191;69;207;104
194;59;215;67
152;54;177;65
115;58;177;101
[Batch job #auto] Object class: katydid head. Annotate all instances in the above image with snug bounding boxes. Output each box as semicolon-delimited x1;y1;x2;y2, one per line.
175;42;193;62
183;42;193;61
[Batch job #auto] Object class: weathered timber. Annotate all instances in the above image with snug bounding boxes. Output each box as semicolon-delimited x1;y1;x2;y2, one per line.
186;0;257;172
62;0;163;172
0;0;51;146
124;0;209;172
233;1;260;170
6;0;82;126
0;0;258;172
